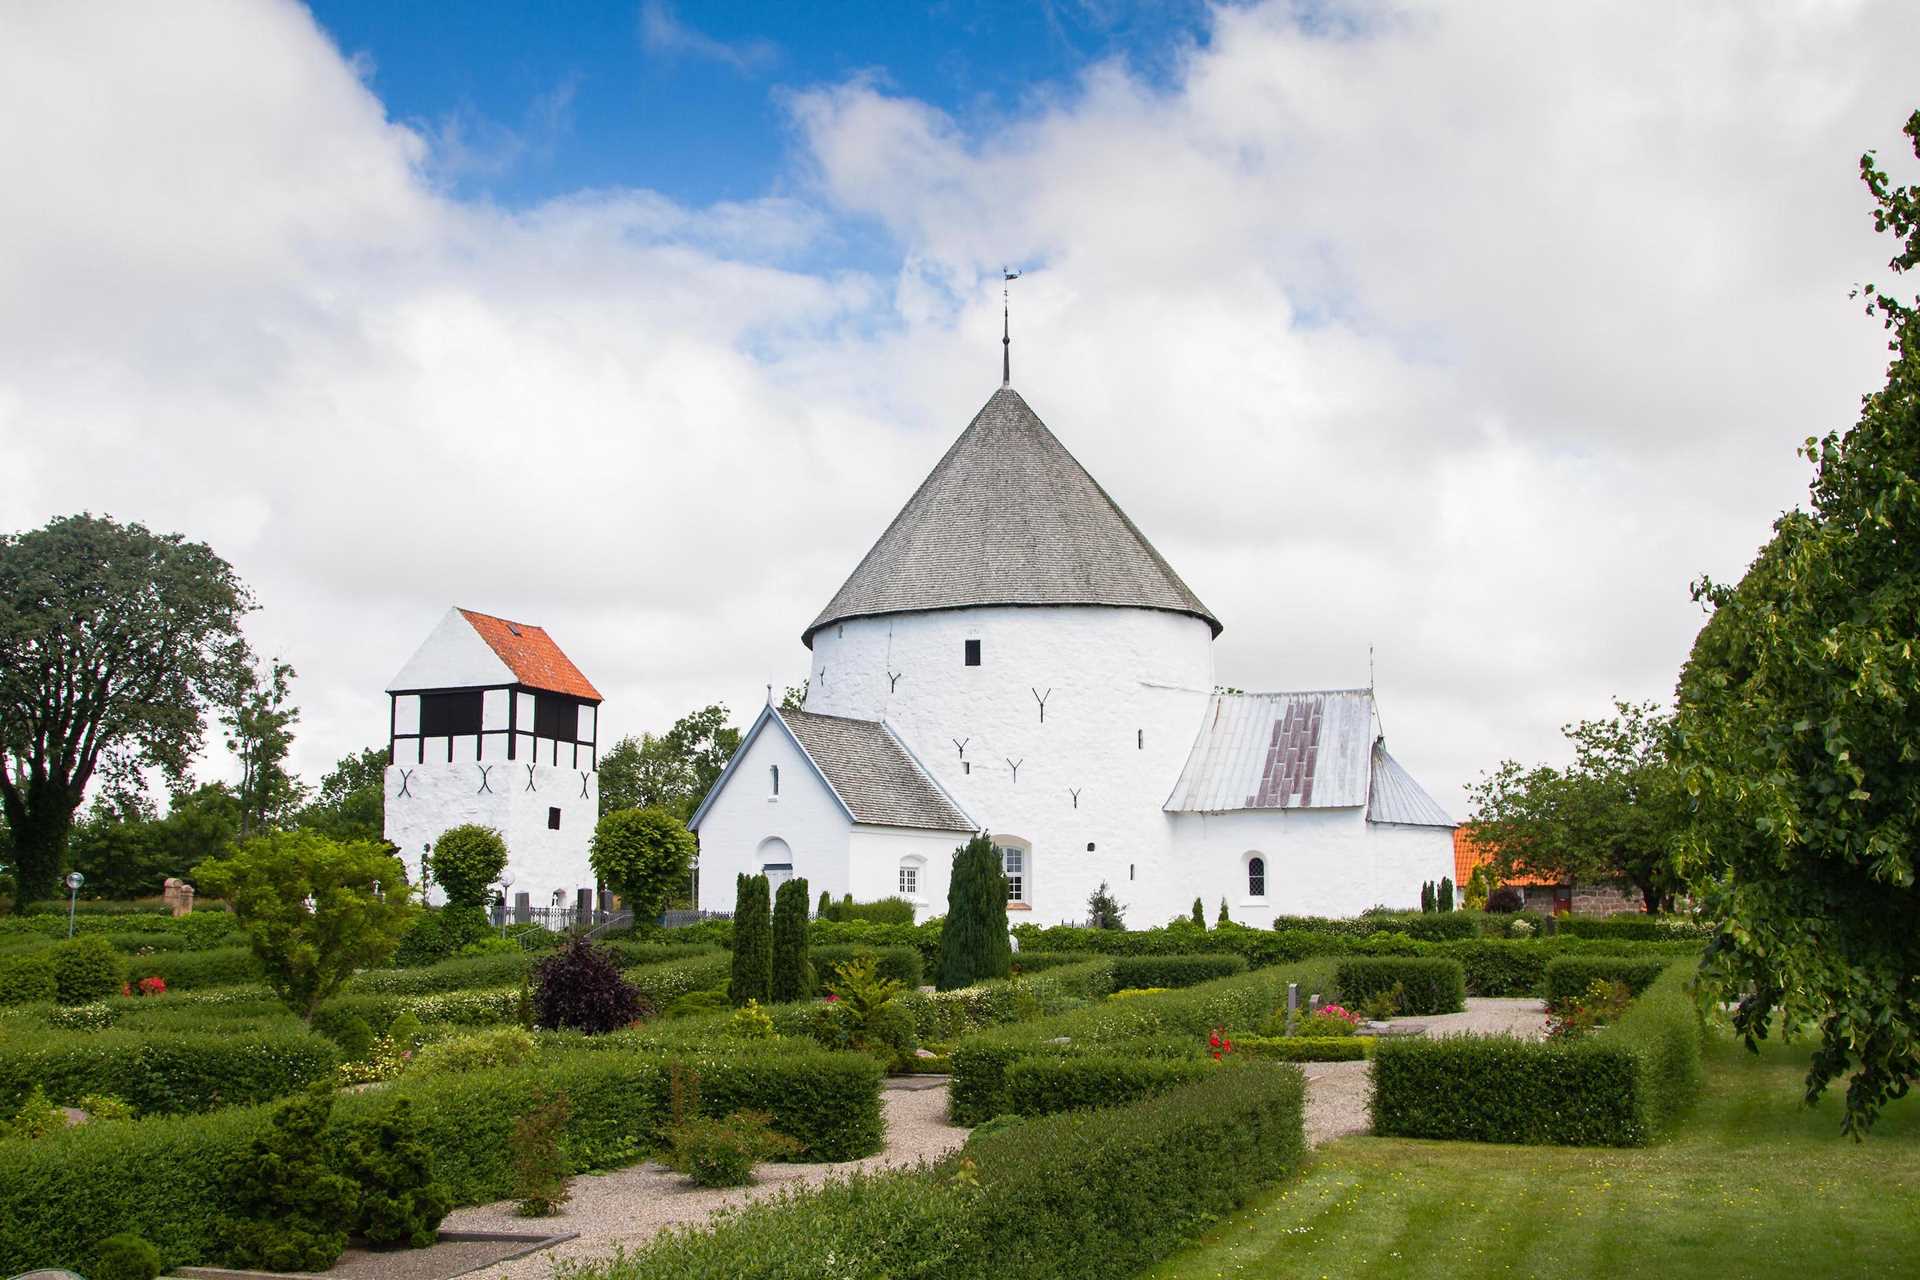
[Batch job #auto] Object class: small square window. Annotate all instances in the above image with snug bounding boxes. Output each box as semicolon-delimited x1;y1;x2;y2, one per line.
547;806;561;830
899;865;919;896
964;639;981;666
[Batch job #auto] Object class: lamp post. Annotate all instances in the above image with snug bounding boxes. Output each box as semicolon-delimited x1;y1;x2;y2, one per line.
497;869;514;937
65;871;85;938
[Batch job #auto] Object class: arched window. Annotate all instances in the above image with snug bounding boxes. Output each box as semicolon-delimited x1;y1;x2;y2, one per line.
995;836;1031;904
1247;855;1267;899
898;854;927;899
756;837;793;889
769;764;780;797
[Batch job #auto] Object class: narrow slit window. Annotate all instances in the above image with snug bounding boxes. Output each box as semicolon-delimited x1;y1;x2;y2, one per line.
547;806;562;831
964;639;981;666
770;764;780;796
1137;729;1144;750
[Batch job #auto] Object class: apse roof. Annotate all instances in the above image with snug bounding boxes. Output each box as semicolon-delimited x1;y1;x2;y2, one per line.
803;385;1220;647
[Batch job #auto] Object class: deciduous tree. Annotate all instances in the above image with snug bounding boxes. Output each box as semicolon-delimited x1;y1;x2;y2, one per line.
224;657;306;837
296;746;387;844
428;824;508;910
1673;109;1920;1136
0;514;251;905
588;806;696;922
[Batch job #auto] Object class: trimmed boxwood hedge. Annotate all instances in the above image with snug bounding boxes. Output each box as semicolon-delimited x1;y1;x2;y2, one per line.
1543;955;1671;1008
0;1028;339;1115
896;958;1116;1043
1235;1035;1370;1062
0;1041;884;1276
810;943;923;992
129;945;262;990
572;1061;1309;1280
0;950;57;1005
1003;1053;1220;1115
948;962;1337;1124
1370;964;1703;1146
1334;956;1465;1015
1109;952;1248;990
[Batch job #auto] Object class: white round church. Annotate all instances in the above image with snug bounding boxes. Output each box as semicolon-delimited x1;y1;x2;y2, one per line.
689;372;1455;927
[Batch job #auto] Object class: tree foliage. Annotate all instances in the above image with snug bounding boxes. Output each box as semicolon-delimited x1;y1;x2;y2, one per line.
295;746;387;844
589;806;695;921
193;830;416;1021
1672;109;1920;1136
0;514;252;904
222;1084;358;1272
223;657;306;838
1468;700;1686;912
937;833;1010;990
770;875;813;1003
1085;880;1126;930
68;782;240;900
428;824;508;909
531;938;646;1033
597;704;743;822
730;873;772;1006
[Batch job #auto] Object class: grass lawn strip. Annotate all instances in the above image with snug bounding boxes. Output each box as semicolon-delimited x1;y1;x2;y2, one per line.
1146;1033;1919;1280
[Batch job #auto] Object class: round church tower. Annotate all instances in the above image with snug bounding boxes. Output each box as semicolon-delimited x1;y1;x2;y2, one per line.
802;382;1219;924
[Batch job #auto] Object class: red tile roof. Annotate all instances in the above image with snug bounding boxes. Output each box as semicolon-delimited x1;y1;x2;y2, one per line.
1453;826;1561;887
458;608;602;702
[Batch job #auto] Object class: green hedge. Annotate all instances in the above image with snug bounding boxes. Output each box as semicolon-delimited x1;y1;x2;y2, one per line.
1556;914;1710;941
809;943;923;992
0;951;56;1005
1109;953;1248;990
1003;1053;1220;1115
1334;956;1465;1015
896;958;1116;1043
130;946;262;990
948;962;1335;1124
1431;939;1549;996
1013;920;1337;968
1235;1035;1371;1062
571;1061;1308;1280
1543;955;1672;1007
0;912;238;944
0;1041;884;1275
1371;964;1703;1146
622;954;733;1009
1007;950;1099;973
0;1028;338;1115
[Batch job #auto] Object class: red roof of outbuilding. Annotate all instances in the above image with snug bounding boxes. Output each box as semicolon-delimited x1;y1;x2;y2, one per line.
1453;826;1560;887
457;608;602;702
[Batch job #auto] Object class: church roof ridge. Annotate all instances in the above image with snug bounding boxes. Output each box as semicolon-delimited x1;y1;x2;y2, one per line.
802;385;1220;647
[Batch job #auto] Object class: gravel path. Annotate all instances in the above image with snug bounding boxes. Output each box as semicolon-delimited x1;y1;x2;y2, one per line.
447;1078;967;1280
1298;998;1550;1148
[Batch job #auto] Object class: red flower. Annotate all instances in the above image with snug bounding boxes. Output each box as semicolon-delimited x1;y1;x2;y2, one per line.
825;993;839;1003
138;976;167;997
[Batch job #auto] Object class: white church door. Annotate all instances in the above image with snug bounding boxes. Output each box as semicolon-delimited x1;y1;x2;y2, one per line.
757;836;795;889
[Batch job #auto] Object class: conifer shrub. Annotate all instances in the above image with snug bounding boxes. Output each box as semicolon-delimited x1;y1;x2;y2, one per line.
341;1097;453;1248
770;876;813;1003
809;943;921;992
936;834;1010;990
511;1089;572;1216
729;874;772;1006
1190;897;1206;928
91;1234;163;1280
532;938;647;1034
1438;877;1456;912
222;1084;358;1272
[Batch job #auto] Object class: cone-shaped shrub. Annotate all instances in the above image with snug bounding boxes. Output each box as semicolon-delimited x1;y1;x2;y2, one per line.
1438;877;1455;912
730;874;773;1006
771;876;814;1003
937;833;1010;991
1190;898;1206;928
1217;898;1230;925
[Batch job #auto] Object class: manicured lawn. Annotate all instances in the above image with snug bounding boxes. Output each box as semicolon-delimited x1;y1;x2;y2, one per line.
1147;1032;1918;1280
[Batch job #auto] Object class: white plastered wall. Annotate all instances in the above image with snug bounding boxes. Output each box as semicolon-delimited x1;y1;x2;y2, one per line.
383;758;597;911
693;715;853;910
805;604;1213;925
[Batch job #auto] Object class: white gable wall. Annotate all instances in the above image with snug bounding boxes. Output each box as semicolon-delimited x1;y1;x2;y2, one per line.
694;715;854;909
849;825;963;918
383;759;596;911
387;608;515;691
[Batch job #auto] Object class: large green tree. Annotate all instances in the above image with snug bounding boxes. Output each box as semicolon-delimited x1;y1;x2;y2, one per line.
1673;109;1920;1135
1468;700;1687;912
194;830;416;1021
69;782;242;900
597;704;743;823
224;657;306;838
295;746;387;844
0;514;251;905
588;806;695;921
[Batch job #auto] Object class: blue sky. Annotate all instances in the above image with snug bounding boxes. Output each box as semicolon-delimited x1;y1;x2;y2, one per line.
310;1;1214;210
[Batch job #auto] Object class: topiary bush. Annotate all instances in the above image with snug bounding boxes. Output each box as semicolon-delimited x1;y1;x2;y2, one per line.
52;936;125;1004
729;874;772;1007
409;1027;537;1077
532;938;646;1034
427;825;508;910
0;950;57;1005
1334;956;1466;1016
589;807;696;923
92;1233;163;1280
222;1084;358;1272
1543;955;1671;1009
770;876;813;1004
1235;1035;1369;1062
339;1097;453;1249
937;833;1010;990
1002;1053;1216;1115
664;1109;801;1187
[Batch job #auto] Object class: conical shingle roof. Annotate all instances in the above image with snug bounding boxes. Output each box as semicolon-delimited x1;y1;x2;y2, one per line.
804;386;1220;646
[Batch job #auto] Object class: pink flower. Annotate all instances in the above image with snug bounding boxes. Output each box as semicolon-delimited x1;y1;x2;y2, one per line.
825;993;839;1003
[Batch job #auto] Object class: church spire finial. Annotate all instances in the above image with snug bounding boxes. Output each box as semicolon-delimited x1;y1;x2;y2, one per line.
1001;267;1020;387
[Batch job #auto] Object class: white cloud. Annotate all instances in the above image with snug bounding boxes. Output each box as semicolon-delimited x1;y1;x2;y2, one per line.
0;0;1915;818
638;1;779;75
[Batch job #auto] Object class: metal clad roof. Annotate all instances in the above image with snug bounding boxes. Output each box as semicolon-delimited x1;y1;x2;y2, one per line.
1367;742;1455;828
802;386;1220;647
1165;691;1375;812
780;709;976;832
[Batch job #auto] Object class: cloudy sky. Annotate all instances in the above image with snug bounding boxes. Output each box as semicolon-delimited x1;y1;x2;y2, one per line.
2;0;1916;816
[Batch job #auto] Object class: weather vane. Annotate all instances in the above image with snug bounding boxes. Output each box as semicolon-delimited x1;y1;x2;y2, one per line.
1002;266;1021;386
